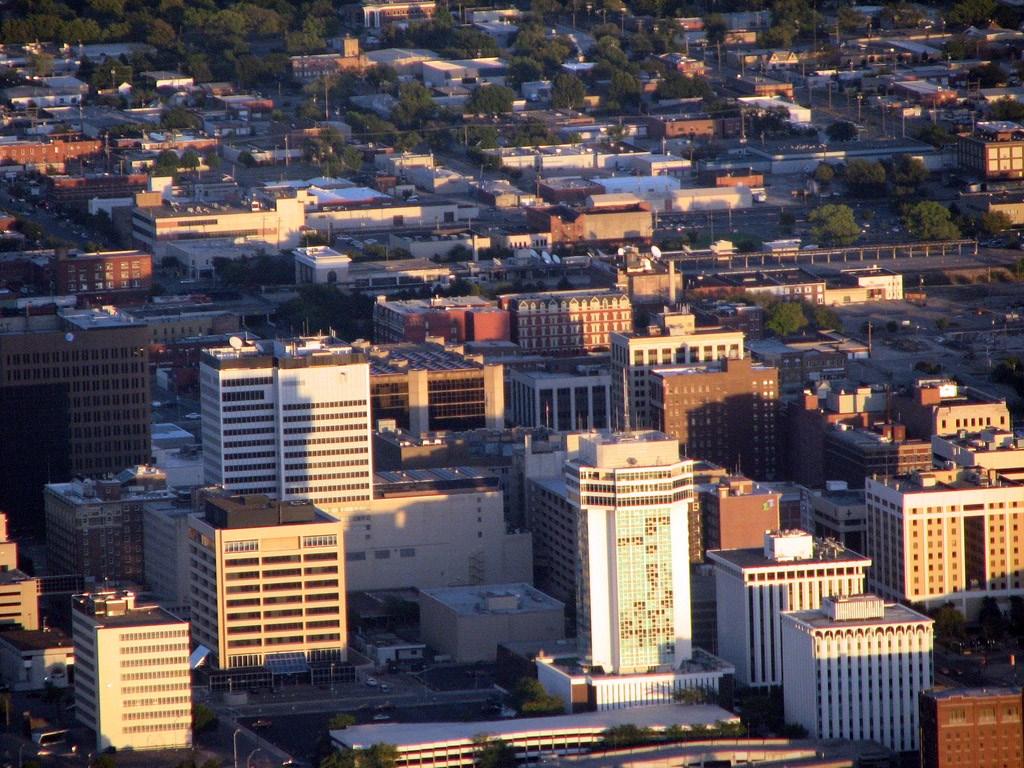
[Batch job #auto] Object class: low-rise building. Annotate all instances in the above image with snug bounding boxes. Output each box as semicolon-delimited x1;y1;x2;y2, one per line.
895;378;1011;440
500;289;633;355
373;296;509;345
0;628;74;691
525;199;653;246
419;583;564;663
958;121;1024;180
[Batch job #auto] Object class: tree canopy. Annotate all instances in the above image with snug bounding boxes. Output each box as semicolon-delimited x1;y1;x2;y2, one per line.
809;204;860;246
903;201;962;241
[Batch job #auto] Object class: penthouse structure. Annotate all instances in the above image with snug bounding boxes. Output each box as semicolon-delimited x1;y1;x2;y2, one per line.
782;595;932;752
200;337;374;508
500;290;633;355
72;591;191;752
187;495;347;670
610;310;744;430
0;308;150;535
867;467;1024;615
708;531;870;688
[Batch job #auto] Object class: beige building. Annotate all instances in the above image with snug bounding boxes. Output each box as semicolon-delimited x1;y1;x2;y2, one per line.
610;310;744;430
896;379;1010;441
72;591;192;752
0;628;74;691
932;428;1024;482
131;195;305;258
0;514;38;631
419;583;564;663
866;467;1024;615
188;495;347;670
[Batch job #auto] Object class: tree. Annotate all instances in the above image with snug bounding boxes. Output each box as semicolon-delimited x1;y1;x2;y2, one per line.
837;6;866;31
474;738;517;768
903;201;961;241
654;72;712;101
193;704;218;733
551;73;586;109
990;97;1024;121
466;84;516;116
932;603;967;646
809;204;861;246
161;106;200;131
601;725;656;748
915;123;956;148
825;120;858;143
608;71;642;111
813;163;835;187
947;0;997;27
765;301;808;337
811;304;841;330
328;713;356;730
980;210;1013;238
703;13;728;47
888;154;928;199
967;62;1008;89
980;596;1007;641
512;678;565;716
180;148;201;170
843;159;887;196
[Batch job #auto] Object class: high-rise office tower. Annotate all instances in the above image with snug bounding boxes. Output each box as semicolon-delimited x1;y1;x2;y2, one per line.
200;337;373;508
566;431;694;674
0;309;150;534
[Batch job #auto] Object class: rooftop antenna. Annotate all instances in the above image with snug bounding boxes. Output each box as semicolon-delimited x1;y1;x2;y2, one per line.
621;364;632;434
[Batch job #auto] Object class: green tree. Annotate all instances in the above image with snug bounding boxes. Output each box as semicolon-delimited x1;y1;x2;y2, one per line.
903;201;962;241
608;71;642;111
837;6;866;31
809;204;861;246
888;154;928;199
180;148;201;170
161;106;200;131
915;123;956;147
474;738;517;768
765;301;808;337
843;159;887;196
328;713;356;730
551;73;586;109
968;61;1007;88
466;84;516;116
512;678;565;716
654;72;712;101
826;120;858;143
979;210;1013;237
811;304;842;330
990;97;1024;121
601;724;656;748
703;13;728;46
813;163;835;187
193;704;218;733
947;0;997;26
931;603;967;646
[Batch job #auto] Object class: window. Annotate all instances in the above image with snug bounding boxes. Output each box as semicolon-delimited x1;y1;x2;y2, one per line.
302;535;337;548
225;540;258;553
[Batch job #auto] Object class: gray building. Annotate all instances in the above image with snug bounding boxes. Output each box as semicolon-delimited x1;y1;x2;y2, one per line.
419;583;564;663
508;366;611;432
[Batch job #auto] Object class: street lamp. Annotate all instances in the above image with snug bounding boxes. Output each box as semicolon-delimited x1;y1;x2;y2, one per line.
233;728;243;768
247;748;263;768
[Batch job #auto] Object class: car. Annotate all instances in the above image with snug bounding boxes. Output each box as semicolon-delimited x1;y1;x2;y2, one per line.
252;719;272;729
372;713;391;721
366;677;378;687
184;412;201;420
380;683;391;692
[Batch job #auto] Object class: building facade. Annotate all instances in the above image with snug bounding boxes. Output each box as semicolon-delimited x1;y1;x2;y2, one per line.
958;121;1024;180
568;431;694;674
610;311;744;431
708;531;870;688
508;366;611;432
782;594;933;752
500;290;633;355
53;250;152;307
187;495;347;670
372;297;510;345
652;357;780;480
920;688;1024;768
72;591;192;752
200;337;374;508
0;309;151;535
866;467;1024;615
696;476;780;561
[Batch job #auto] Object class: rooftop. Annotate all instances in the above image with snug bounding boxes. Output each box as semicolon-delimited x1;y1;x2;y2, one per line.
0;628;73;652
420;583;563;616
924;687;1022;700
362;343;482;375
785;598;931;630
334;703;738;750
707;539;870;571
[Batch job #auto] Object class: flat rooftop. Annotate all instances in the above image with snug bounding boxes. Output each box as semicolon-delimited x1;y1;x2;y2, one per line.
374;467;499;495
707;543;870;570
0;628;73;651
78;603;185;628
925;687;1022;700
334;703;738;749
786;601;930;630
420;583;563;616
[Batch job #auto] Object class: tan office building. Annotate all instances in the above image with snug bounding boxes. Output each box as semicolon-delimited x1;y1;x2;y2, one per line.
866;467;1024;615
72;591;191;752
187;495;347;670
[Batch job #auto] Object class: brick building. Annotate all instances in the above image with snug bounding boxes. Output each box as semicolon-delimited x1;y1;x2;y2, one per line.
46;174;149;211
499;289;633;355
921;688;1024;768
525;199;653;246
957;121;1024;180
53;250;152;307
0;136;102;167
372;296;510;344
694;475;781;562
652;356;780;480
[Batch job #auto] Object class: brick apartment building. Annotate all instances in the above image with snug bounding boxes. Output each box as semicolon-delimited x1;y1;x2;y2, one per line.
499;289;633;354
47;174;149;210
373;296;510;344
53;250;153;307
0;136;102;167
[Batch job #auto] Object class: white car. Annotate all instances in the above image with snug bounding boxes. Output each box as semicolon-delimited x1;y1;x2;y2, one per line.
184;412;201;420
366;677;378;687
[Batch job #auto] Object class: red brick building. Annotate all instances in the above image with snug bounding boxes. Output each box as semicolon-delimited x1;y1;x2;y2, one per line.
525;201;653;246
54;250;152;307
499;289;633;354
373;296;510;344
47;174;149;210
0;137;102;166
921;688;1024;768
